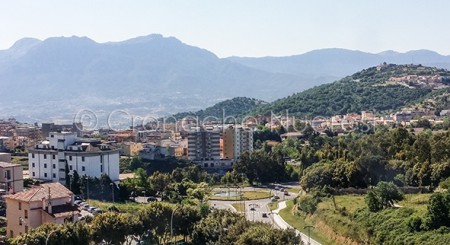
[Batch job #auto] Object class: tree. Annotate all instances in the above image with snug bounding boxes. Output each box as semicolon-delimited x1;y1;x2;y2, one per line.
65;162;70;187
425;191;450;229
365;182;403;212
11;222;92;245
71;170;81;195
91;212;136;245
148;171;171;200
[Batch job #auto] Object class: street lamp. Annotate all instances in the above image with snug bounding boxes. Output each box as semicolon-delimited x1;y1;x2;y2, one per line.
110;183;115;203
304;225;314;245
45;229;58;245
84;176;89;200
170;206;180;245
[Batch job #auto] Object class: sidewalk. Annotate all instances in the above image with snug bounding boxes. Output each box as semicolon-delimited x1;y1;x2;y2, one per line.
272;201;321;245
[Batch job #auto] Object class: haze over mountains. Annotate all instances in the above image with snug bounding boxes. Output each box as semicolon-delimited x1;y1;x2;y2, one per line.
1;34;450;125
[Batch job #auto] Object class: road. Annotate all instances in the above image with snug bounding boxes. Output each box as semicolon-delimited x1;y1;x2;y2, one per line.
210;184;321;245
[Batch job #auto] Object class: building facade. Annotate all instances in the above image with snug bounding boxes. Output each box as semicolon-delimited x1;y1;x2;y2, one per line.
222;126;253;160
5;182;79;238
0;162;23;194
187;129;221;161
28;132;120;182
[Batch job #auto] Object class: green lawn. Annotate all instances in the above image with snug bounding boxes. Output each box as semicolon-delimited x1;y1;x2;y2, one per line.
86;200;143;213
209;191;272;201
268;201;279;211
279;200;336;245
232;203;245;213
398;193;431;215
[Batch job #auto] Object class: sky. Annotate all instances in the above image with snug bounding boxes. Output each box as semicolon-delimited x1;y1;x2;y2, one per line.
1;0;450;58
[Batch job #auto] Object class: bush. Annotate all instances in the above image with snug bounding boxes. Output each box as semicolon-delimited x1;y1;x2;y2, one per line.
297;195;318;214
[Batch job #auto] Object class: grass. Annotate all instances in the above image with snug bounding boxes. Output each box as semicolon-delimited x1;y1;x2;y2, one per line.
86;200;143;213
232;203;245;213
209;191;272;201
11;156;28;170
287;187;301;194
277;193;436;245
398;193;431;215
279;200;335;245
268;201;279;211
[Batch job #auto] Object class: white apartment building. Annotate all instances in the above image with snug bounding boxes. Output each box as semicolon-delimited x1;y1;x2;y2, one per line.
28;132;120;182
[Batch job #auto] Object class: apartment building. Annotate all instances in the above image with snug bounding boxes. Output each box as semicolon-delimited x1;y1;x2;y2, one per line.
222;126;254;160
28;132;120;182
5;182;79;238
0;161;23;194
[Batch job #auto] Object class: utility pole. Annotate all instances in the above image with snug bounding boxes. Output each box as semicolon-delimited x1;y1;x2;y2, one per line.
304;225;314;245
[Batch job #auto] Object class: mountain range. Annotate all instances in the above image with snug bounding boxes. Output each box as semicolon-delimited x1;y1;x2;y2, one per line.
1;34;450;125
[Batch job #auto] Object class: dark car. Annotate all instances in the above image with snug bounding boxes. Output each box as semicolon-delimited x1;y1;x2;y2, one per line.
262;213;268;218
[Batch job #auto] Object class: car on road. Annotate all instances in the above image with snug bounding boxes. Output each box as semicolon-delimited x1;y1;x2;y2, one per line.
262;213;268;218
273;195;280;200
82;204;90;211
284;191;289;196
250;207;256;211
93;208;103;214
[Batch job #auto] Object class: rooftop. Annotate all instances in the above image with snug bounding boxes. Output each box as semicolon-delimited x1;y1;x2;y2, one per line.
0;161;21;168
5;182;73;202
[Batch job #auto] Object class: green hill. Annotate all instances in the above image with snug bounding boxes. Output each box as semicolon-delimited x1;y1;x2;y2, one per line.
171;97;267;120
255;64;450;117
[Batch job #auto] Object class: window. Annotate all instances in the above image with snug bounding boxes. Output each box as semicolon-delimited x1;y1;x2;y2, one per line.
19;202;22;210
24;210;28;219
82;166;85;171
100;165;103;173
44;173;47;178
44;154;47;159
32;162;35;168
53;164;56;169
53;173;56;178
82;156;85;162
51;134;54;138
44;164;47;169
5;170;11;180
100;155;103;163
32;172;35;177
32;153;35;158
69;165;73;171
52;155;55;159
69;156;72;161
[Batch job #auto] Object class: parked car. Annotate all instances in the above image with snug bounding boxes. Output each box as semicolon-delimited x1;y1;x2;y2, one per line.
147;196;157;202
273;195;280;200
262;213;268;218
74;195;83;201
82;204;90;211
250;207;256;211
284;191;289;196
74;200;82;206
93;208;103;214
88;207;96;213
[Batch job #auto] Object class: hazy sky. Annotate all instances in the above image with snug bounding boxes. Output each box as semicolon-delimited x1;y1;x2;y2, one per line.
1;0;450;57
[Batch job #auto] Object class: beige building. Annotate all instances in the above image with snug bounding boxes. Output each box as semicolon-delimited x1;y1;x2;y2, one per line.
0;162;23;194
119;142;143;157
222;126;254;160
5;182;79;238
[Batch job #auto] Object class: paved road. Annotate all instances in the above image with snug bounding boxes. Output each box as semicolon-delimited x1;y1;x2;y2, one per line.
211;184;321;245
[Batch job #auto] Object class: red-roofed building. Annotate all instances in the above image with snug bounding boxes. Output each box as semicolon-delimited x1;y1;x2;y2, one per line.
4;182;79;238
